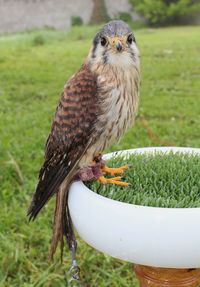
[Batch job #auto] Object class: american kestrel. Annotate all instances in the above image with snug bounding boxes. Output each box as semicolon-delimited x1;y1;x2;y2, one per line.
28;20;140;271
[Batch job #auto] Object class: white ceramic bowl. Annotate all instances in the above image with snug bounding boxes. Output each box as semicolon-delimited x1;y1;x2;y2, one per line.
68;147;200;268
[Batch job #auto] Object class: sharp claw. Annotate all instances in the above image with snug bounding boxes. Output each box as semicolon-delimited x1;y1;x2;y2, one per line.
120;165;129;169
127;164;133;168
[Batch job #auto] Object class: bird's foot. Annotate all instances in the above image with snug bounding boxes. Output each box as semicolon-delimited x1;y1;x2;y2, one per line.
73;154;129;187
101;164;129;175
98;176;129;186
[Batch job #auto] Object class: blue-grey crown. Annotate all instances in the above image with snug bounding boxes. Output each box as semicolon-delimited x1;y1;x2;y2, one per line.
100;20;132;37
93;20;132;46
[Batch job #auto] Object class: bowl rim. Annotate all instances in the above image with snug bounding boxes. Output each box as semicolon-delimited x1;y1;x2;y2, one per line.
80;146;200;211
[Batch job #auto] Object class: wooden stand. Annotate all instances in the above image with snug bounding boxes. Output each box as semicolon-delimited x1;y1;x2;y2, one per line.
134;265;200;287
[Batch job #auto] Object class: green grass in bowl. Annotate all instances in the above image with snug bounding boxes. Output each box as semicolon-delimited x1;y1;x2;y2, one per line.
86;152;200;208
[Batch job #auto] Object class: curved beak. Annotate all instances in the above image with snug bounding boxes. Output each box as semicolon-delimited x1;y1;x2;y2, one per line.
116;42;123;52
110;37;125;52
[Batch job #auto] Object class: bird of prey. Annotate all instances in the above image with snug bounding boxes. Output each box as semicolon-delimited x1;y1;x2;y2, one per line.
28;20;140;272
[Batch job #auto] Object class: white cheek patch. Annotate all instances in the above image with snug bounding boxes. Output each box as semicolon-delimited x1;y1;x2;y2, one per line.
131;43;140;67
94;44;105;61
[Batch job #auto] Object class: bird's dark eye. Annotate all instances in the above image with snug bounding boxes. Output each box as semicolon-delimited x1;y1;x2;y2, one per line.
127;34;134;44
101;37;107;46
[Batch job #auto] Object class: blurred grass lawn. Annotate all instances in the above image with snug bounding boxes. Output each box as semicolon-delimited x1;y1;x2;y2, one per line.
0;25;200;286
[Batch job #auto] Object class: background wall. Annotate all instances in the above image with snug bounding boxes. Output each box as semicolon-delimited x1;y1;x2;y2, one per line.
0;0;94;33
0;0;199;33
0;0;138;33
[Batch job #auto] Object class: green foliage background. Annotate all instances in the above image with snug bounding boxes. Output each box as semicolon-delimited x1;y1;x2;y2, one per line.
0;25;200;286
130;0;200;26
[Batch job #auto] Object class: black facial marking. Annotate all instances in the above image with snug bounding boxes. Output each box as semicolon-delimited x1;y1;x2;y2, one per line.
93;32;99;47
92;32;100;58
102;50;108;64
130;51;136;62
127;34;135;44
91;46;96;58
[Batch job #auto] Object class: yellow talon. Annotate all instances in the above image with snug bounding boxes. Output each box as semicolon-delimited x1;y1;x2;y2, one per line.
98;176;129;187
101;165;129;175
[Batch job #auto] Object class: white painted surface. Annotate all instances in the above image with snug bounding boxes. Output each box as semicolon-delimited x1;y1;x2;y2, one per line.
69;147;200;268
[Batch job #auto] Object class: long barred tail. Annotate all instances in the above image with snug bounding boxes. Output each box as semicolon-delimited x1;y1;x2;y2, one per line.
49;180;77;261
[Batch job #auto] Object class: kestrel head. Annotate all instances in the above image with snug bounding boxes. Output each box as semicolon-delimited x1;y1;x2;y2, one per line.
89;20;140;68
